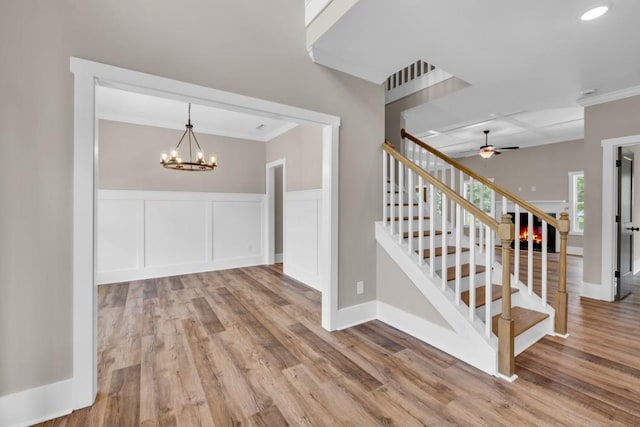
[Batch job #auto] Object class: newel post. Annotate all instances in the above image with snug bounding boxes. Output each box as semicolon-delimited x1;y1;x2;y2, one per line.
498;214;515;378
555;212;570;336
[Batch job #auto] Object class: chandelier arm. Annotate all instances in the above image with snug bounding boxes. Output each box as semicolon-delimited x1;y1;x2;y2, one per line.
174;128;190;151
190;130;204;153
188;126;193;163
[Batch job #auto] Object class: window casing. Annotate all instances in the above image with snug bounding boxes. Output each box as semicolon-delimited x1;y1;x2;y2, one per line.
568;171;584;235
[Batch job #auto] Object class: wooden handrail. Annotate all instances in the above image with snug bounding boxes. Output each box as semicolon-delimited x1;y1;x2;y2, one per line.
383;143;500;231
401;129;558;227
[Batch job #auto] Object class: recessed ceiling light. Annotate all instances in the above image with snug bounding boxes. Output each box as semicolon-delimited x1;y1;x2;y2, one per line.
581;5;609;21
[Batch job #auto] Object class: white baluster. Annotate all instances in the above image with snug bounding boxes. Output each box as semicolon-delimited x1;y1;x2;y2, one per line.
383;152;388;227
429;184;435;278
418;176;424;265
390;159;395;235
398;163;404;244
485;227;493;338
455;204;462;305
502;196;507;217
528;212;534;295
441;193;448;291
469;214;476;320
479;184;485;253
407;169;414;255
542;219;548;307
514;205;520;286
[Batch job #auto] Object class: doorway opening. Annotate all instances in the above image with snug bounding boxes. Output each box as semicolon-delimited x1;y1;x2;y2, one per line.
265;159;286;266
601;134;640;302
71;58;340;409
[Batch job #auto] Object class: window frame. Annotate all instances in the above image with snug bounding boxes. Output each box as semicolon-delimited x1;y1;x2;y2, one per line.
568;171;584;235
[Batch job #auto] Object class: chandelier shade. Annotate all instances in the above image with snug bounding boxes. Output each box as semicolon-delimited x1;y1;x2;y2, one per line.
160;103;217;171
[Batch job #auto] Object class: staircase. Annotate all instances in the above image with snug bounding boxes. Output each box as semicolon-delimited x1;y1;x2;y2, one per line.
377;130;570;380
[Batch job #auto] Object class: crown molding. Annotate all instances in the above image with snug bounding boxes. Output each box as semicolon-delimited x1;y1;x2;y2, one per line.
577;84;640;107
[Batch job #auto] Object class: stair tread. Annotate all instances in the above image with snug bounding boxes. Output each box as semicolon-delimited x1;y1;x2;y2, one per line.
403;230;449;239
445;264;486;281
461;285;519;308
491;307;550;337
420;246;469;259
387;215;430;222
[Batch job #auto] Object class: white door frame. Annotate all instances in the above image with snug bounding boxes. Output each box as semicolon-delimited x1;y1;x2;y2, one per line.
600;134;640;302
265;159;286;265
70;57;340;409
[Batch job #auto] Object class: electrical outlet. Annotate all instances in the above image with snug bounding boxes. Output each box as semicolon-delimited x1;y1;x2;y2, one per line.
356;280;364;295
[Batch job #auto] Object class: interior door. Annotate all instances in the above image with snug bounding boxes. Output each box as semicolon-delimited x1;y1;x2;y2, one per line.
616;148;635;300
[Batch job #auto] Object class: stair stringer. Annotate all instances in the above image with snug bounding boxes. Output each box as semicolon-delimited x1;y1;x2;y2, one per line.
375;221;499;376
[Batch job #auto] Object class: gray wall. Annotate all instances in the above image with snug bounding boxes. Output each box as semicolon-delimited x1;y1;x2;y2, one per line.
583;95;640;285
376;245;452;329
266;124;323;191
459;139;584;248
99;120;265;193
0;1;383;397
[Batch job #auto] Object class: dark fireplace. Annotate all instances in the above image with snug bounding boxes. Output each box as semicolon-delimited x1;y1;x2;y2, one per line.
508;212;556;253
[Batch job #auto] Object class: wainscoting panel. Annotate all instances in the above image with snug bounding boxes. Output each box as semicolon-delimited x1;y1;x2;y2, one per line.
284;189;322;291
97;190;265;284
212;201;263;261
145;200;208;267
97;198;139;273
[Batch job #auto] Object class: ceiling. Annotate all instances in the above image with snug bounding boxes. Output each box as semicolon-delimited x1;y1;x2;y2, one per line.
309;0;640;157
96;86;298;142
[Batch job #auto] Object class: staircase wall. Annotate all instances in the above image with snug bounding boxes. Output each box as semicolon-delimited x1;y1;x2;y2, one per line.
376;244;453;329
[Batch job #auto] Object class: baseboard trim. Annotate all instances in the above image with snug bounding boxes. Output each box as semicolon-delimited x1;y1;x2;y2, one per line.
567;246;583;256
580;281;614;301
98;256;265;284
284;265;321;292
334;301;377;330
0;379;72;427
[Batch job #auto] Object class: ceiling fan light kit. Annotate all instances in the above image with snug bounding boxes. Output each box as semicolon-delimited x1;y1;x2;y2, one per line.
477;129;519;159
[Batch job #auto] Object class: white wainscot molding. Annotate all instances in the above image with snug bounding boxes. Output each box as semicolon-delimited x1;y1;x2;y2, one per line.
0;379;72;427
97;190;265;284
284;189;322;291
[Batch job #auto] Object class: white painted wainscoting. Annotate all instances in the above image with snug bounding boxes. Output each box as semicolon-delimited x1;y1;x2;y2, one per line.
283;189;322;291
97;190;265;284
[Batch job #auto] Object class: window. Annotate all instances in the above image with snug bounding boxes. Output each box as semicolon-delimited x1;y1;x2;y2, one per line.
463;179;494;225
569;171;584;234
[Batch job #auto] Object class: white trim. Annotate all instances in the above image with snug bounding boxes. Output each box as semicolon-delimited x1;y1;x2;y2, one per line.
599;134;640;302
577;84;640;107
71;57;340;410
581;281;613;301
567;246;583;256
0;380;73;427
375;301;497;376
333;301;377;330
568;171;585;236
305;0;334;26
265;159;286;266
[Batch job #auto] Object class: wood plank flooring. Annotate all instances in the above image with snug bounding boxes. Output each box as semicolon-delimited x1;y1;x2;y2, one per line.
36;257;640;426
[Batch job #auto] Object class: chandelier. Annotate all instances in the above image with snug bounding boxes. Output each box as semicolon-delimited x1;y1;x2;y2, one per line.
160;103;217;171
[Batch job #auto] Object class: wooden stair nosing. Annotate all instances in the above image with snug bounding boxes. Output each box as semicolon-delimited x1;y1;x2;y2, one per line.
419;246;469;259
387;215;430;222
461;285;519;308
491;307;549;337
402;230;450;239
445;263;486;282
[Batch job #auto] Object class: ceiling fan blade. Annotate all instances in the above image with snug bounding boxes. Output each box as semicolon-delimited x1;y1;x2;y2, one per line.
493;151;502;155
498;146;519;150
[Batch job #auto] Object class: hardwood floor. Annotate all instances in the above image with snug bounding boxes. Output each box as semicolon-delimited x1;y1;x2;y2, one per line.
36;257;640;426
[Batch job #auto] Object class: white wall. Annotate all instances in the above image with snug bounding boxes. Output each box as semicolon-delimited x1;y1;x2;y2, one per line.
97;190;264;284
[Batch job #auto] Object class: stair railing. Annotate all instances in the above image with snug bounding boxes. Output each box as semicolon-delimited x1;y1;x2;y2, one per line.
400;129;570;340
383;141;519;377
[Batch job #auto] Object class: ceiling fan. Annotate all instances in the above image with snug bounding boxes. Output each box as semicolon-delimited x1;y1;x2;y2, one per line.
478;130;519;158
